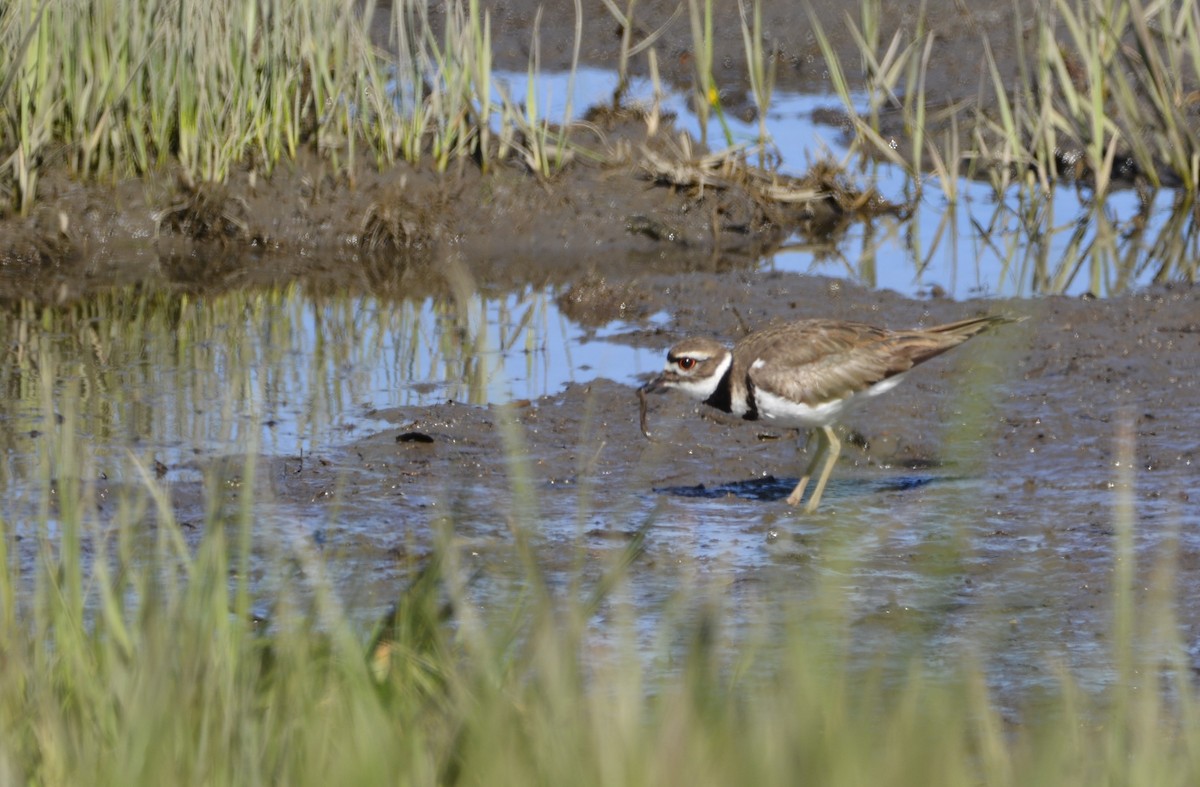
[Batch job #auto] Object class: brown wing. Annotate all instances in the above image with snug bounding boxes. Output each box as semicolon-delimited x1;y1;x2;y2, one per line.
737;319;986;406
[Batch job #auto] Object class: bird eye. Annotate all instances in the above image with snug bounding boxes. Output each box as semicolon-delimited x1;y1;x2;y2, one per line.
677;357;696;371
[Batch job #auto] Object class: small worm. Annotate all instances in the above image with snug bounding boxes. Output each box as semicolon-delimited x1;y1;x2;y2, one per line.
637;386;655;441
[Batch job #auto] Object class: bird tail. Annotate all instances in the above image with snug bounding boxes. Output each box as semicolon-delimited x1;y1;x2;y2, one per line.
927;314;1026;340
894;313;1025;368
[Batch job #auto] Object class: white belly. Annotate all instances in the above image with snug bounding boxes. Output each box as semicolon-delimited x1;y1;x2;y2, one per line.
754;373;906;428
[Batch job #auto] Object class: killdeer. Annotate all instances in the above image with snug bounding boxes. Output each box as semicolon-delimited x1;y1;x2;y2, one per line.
639;314;1019;512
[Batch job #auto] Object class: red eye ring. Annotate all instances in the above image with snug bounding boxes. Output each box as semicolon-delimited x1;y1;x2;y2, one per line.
677;357;696;371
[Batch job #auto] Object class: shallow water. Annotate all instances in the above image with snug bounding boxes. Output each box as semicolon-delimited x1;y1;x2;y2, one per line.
0;285;662;469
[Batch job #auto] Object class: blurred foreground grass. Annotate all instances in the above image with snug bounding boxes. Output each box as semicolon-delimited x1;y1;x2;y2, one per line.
0;362;1197;787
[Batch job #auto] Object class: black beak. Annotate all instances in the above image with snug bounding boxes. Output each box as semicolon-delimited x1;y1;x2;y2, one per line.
639;374;669;395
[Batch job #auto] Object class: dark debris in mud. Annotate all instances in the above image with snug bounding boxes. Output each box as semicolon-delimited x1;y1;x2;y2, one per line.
556;274;656;327
396;431;436;444
154;176;251;242
359;175;449;254
654;471;940;502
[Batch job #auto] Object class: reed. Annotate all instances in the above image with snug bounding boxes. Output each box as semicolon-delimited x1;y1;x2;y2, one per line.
810;0;1200;200
0;0;541;210
684;0;733;148
737;0;776;152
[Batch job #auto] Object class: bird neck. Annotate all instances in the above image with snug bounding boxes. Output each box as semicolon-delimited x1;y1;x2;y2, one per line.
703;353;759;420
702;358;743;416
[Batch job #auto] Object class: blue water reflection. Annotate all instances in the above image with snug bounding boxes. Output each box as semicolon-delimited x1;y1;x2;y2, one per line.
501;66;1193;298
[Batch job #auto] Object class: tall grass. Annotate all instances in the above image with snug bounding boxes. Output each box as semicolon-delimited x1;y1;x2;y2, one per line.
0;0;558;212
811;0;1200;199
684;0;733;148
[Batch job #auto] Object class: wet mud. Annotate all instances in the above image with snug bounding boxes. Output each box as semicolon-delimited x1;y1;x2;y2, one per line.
147;271;1200;704
2;0;1198;704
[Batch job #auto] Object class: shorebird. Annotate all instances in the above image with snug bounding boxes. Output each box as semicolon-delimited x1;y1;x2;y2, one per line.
638;314;1018;512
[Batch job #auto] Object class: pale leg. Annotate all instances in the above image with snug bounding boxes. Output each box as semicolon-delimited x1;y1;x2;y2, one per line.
786;428;826;506
803;426;841;513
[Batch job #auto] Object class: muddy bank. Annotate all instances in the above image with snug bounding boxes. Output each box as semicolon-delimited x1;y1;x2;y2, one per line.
0;114;882;304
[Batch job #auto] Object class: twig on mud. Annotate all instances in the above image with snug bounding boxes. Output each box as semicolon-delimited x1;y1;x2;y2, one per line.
638;142;825;206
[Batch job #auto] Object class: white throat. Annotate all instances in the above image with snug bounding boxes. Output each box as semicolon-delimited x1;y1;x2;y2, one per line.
674;351;731;402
